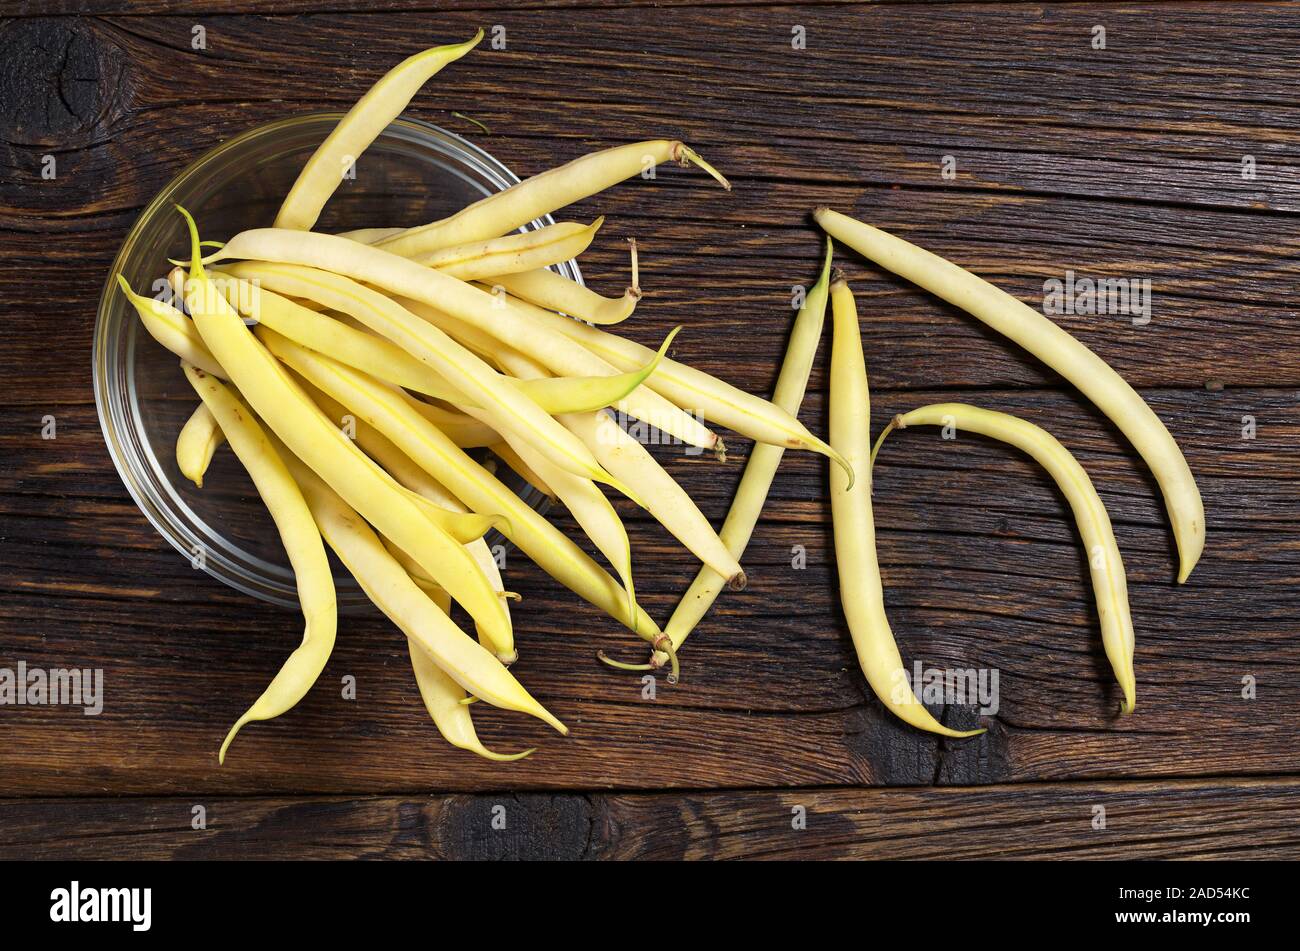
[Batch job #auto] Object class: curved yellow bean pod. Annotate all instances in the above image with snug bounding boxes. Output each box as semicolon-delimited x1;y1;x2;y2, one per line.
299;378;462;508
874;402;1137;714
438;287;721;452
210;270;464;403
414;218;603;280
266;331;660;640
393;549;512;662
377;139;729;258
274;31;483;230
405;397;499;449
487;325;738;588
222;252;707;452
166;266;188;304
531;300;851;481
220;262;663;414
116;275;225;378
409;586;534;761
177;206;512;659
176;403;225;488
394;486;499;545
301;384;515;663
489;440;556;501
382;537;444;595
409;637;534;761
181;364;338;763
382;536;517;658
499;429;638;625
255;327;503;575
207;235;619;488
490;265;639;326
410;302;546;370
335;226;404;244
655;238;835;666
815;207;1203;583
297;373;513;542
566;409;742;588
829;277;984;739
465;538;513;621
427;301;676;422
278;448;563;735
487;333;732;607
158;267;655;488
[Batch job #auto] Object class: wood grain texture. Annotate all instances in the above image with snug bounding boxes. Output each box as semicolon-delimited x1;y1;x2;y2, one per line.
1;2;1297;857
10;1;1215;14
3;778;1298;860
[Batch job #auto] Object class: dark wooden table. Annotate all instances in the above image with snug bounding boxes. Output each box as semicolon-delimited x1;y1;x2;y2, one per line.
3;1;1299;860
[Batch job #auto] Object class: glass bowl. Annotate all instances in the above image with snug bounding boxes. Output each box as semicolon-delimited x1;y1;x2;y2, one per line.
94;114;571;610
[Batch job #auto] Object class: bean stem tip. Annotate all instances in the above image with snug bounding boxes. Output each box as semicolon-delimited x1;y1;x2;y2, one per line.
675;144;731;191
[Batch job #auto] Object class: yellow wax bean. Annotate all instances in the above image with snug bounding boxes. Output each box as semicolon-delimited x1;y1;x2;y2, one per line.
383;537;444;594
277;446;563;734
181;364;338;763
489;440;557;502
274;31;483;230
377;139;729;258
568;409;742;588
381;535;516;649
335;226;404;244
490;264;639;326
409;287;719;452
176;403;225;488
215;252;712;452
414;218;603;281
395;487;500;545
381;535;514;661
116;275;225;377
485;347;733;640
409;586;534;761
265;332;660;640
654;239;835;666
828;276;984;739
223;262;664;414
490;333;739;587
206;237;619;487
529;300;851;481
815;207;1203;583
500;429;638;625
176;206;512;659
399;300;547;369
874;402;1137;714
123;273;231;491
464;537;514;624
298;377;517;663
297;377;462;508
210;270;464;403
421;303;679;421
166;266;188;305
254;324;498;528
405;397;500;449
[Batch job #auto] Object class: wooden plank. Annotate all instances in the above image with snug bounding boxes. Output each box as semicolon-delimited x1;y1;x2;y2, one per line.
0;385;1293;794
1;2;1296;802
6;0;1248;15
8;193;1300;395
3;778;1298;859
9;207;1300;405
5;6;1300;401
2;5;1298;215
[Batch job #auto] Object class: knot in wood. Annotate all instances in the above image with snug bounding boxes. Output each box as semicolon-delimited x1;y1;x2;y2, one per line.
0;18;121;147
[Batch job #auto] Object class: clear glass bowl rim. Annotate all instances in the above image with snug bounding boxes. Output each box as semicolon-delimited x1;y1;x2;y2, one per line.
93;112;574;610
